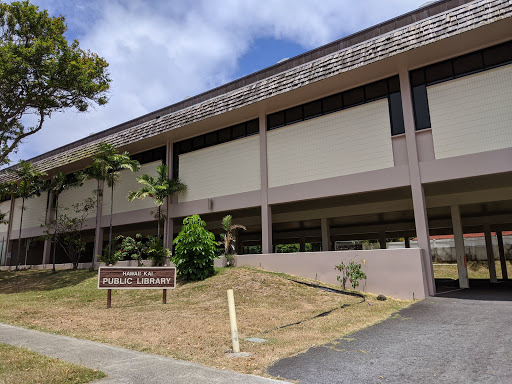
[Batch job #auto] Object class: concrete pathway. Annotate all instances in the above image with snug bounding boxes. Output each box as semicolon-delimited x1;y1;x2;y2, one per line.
268;282;512;384
0;323;289;384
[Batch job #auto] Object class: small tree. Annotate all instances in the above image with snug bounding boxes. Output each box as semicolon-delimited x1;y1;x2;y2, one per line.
127;163;186;239
43;197;95;269
88;143;139;258
172;215;218;281
334;259;367;290
114;234;147;266
219;215;246;266
43;171;83;273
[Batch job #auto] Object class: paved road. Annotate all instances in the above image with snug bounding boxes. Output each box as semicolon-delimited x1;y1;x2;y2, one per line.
0;323;289;384
268;282;512;384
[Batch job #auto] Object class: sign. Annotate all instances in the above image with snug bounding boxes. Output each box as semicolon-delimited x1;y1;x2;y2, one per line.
335;241;363;251
98;267;176;290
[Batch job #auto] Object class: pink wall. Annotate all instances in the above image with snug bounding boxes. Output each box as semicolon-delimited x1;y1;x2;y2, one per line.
215;249;428;300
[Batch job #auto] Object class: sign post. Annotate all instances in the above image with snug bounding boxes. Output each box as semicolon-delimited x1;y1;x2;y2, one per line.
98;267;176;308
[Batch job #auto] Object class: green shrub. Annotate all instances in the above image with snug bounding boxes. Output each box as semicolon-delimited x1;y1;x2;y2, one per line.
172;215;218;280
114;234;147;266
100;244;123;266
146;236;170;266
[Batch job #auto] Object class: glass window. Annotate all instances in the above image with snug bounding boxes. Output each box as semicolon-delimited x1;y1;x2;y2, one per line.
410;70;425;87
453;52;484;76
246;119;259;135
343;87;365;108
303;100;322;119
365;80;388;101
267;111;285;129
389;92;405;135
412;85;431;130
218;127;232;143
425;61;453;84
322;93;342;113
205;132;218;146
388;76;401;93
232;123;246;139
285;106;303;124
483;43;512;67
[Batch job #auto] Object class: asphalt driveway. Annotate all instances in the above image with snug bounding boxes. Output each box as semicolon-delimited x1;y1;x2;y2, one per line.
268;281;512;384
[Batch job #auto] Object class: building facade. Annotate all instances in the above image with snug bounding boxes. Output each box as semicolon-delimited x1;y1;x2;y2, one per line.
0;0;511;298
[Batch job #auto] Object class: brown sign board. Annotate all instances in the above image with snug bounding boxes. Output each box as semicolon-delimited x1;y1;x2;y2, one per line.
98;267;176;290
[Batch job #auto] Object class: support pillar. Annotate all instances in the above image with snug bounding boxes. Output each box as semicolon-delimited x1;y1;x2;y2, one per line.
484;224;498;283
93;180;105;268
400;69;435;296
450;206;469;288
496;231;508;280
3;197;15;267
299;237;306;252
259;112;272;254
379;233;387;250
405;237;411;248
321;218;331;251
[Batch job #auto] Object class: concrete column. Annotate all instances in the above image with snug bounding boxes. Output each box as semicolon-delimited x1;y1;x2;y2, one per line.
496;231;508;280
93;180;105;266
379;233;387;250
450;206;469;288
321;218;331;251
405;237;411;248
235;229;243;255
299;237;306;252
483;224;498;283
259;112;272;254
42;192;54;265
399;69;435;296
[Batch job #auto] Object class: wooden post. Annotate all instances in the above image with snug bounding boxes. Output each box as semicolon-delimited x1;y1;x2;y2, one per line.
497;231;508;281
107;289;112;309
163;289;167;304
227;289;240;353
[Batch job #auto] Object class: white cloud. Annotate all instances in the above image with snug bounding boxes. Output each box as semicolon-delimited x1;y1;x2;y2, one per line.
7;0;421;166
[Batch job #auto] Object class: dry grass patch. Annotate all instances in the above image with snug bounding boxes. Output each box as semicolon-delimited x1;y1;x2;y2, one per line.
0;343;106;384
434;261;512;280
0;268;412;376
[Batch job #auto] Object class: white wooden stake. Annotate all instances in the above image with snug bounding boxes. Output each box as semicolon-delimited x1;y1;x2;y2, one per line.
227;289;240;353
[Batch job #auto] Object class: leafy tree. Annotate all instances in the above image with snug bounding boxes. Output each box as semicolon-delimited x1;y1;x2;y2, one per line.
114;233;147;266
6;160;45;270
127;163;186;239
219;215;245;266
0;1;111;165
172;215;218;281
43;171;83;272
88;143;139;257
43;197;95;269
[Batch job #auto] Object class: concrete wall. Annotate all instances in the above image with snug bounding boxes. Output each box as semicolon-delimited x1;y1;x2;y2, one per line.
267;100;394;188
429;64;512;159
59;178;98;219
11;194;48;230
178;135;261;202
103;160;161;214
0;200;11;233
214;249;427;300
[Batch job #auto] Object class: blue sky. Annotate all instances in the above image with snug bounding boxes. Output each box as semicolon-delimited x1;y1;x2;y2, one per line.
8;0;427;166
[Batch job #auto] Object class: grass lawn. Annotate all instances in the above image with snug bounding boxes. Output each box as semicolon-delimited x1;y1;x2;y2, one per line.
0;343;105;384
0;267;412;376
433;260;512;280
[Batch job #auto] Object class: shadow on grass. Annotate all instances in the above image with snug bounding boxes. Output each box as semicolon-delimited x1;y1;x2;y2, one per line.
0;269;96;294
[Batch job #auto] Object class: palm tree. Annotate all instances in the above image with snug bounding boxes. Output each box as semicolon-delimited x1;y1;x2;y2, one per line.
89;143;140;257
219;215;246;266
127;163;186;239
43;171;83;273
8;161;46;270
